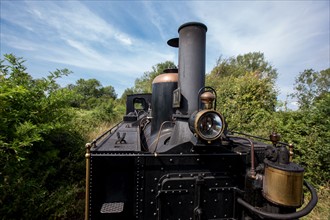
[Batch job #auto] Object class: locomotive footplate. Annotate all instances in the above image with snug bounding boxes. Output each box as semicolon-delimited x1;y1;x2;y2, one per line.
156;173;238;220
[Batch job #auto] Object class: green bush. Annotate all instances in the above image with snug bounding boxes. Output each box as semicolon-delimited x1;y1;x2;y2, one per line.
0;54;85;219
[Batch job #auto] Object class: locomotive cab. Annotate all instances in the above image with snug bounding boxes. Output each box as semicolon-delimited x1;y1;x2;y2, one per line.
85;22;317;220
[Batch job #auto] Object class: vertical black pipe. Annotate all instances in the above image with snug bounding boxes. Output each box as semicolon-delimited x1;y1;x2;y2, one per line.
178;22;207;115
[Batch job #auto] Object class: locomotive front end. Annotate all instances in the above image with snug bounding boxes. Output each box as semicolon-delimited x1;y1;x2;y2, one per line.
85;22;317;220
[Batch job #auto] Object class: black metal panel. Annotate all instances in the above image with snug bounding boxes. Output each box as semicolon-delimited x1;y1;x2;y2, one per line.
89;154;136;220
141;153;246;220
89;152;246;220
157;174;237;220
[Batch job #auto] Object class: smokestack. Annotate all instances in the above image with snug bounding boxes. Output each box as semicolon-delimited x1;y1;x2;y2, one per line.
178;22;207;115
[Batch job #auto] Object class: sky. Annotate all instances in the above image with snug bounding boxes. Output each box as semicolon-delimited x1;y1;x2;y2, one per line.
1;0;329;109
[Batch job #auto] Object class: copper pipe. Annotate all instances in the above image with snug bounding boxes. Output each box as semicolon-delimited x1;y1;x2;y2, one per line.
228;135;256;178
85;143;92;220
230;130;290;147
153;121;173;153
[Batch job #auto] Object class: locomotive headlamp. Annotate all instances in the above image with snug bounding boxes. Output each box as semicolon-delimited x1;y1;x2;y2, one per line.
189;109;225;142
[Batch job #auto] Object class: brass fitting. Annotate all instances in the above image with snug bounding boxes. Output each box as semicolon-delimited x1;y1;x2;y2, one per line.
289;144;294;162
200;91;215;109
269;132;281;146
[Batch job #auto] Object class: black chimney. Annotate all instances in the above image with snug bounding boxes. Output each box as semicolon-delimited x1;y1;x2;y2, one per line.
177;22;207;114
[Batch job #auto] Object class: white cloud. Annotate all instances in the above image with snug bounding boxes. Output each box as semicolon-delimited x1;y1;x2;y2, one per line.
0;34;38;51
189;1;329;101
1;0;328;99
114;33;133;46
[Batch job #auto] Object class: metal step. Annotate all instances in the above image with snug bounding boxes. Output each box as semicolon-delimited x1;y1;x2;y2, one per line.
100;202;124;213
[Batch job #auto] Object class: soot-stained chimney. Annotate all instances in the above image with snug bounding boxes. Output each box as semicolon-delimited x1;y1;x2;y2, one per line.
178;22;207;115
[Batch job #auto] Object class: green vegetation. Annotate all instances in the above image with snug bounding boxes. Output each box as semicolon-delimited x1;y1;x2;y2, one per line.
0;53;328;219
207;53;330;186
207;54;329;219
0;54;124;219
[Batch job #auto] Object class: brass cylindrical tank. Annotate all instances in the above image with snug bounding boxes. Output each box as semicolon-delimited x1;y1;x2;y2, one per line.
263;160;304;207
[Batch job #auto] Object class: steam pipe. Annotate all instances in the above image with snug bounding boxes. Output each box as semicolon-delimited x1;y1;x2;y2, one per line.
153;121;173;153
230;130;292;147
237;180;318;219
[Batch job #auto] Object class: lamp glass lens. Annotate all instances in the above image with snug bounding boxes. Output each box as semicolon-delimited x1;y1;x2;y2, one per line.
197;112;223;140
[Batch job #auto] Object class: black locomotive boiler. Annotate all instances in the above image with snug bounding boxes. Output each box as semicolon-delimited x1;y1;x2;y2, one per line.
85;22;317;220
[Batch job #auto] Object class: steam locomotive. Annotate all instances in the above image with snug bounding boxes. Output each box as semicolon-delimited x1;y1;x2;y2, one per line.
85;22;317;220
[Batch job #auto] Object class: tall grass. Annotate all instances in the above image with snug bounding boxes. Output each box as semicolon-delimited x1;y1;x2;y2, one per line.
73;108;122;142
302;183;330;220
85;121;115;142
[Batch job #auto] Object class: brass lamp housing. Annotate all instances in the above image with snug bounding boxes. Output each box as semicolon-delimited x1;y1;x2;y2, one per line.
263;161;304;207
190;109;225;142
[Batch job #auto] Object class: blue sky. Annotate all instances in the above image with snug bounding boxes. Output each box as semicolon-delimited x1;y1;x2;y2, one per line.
1;1;329;108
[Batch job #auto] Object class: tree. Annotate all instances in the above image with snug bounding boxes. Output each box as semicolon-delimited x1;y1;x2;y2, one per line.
100;85;117;99
68;78;117;109
120;87;135;104
211;52;278;83
75;78;102;98
278;68;330;185
275;92;330;185
292;68;330;109
0;54;85;219
206;53;278;136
